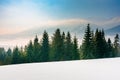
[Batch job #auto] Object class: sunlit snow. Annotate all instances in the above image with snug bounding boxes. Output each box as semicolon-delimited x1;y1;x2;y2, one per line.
0;58;120;80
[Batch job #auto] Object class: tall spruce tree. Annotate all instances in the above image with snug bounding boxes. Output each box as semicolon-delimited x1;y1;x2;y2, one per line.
4;48;12;64
81;24;94;59
0;48;6;64
64;32;73;60
61;32;66;61
107;38;114;57
12;47;20;64
33;35;41;62
114;34;120;57
73;36;80;60
101;29;108;58
52;29;63;61
40;31;49;62
94;29;108;58
26;40;34;62
90;30;96;58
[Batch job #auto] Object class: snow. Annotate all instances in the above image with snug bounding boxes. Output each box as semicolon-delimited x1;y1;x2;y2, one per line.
0;58;120;80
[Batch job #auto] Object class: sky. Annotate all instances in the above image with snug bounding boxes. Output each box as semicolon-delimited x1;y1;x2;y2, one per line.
0;0;120;49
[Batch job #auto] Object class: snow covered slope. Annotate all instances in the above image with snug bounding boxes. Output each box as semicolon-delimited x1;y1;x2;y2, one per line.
0;58;120;80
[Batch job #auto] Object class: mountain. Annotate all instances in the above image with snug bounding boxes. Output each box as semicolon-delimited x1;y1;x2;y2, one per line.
106;25;120;35
0;58;120;80
0;23;100;49
18;24;99;36
0;24;100;40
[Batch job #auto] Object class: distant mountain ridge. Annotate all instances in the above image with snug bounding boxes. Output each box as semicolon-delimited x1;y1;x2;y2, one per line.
0;24;100;40
106;25;120;35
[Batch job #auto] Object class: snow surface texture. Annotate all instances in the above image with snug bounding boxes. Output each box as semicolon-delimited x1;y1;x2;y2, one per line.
0;58;120;80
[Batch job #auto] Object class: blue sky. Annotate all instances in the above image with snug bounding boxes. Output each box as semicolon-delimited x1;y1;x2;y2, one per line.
0;0;120;19
0;0;120;49
0;0;120;27
33;0;120;19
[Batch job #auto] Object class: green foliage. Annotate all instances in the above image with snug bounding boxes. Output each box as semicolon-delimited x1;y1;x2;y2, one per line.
64;32;73;60
72;36;80;60
94;29;108;58
33;35;41;62
81;24;94;59
107;38;114;57
0;24;119;65
51;29;63;61
114;34;120;56
12;47;20;64
26;40;34;62
40;31;49;62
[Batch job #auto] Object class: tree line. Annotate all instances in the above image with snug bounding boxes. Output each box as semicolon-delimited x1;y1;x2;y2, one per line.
0;24;120;65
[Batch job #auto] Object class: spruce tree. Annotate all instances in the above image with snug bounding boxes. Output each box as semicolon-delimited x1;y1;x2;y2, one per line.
12;47;20;64
73;36;80;60
114;34;120;57
90;30;96;58
26;40;34;62
33;35;41;62
4;48;12;64
81;24;93;59
94;30;108;58
101;29;108;58
64;32;73;60
107;38;114;57
40;31;49;62
6;48;12;57
0;48;6;64
61;32;66;61
52;29;63;61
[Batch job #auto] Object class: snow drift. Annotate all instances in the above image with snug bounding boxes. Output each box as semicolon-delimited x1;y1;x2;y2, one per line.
0;58;120;80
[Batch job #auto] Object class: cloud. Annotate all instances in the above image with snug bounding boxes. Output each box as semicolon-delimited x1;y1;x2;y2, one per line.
46;19;91;26
0;0;52;35
89;17;120;28
0;0;120;35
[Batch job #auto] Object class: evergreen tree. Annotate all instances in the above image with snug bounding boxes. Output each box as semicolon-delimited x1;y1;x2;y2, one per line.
12;47;20;64
52;29;63;61
19;47;27;63
64;32;73;60
101;29;108;58
61;32;66;61
4;48;12;64
6;48;12;57
107;38;114;57
0;48;6;64
73;36;80;60
33;35;41;62
81;24;94;59
114;34;120;57
90;30;96;58
94;29;108;58
26;40;34;62
40;31;49;62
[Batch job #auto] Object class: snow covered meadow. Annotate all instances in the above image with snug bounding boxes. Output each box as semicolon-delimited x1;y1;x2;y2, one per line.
0;58;120;80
